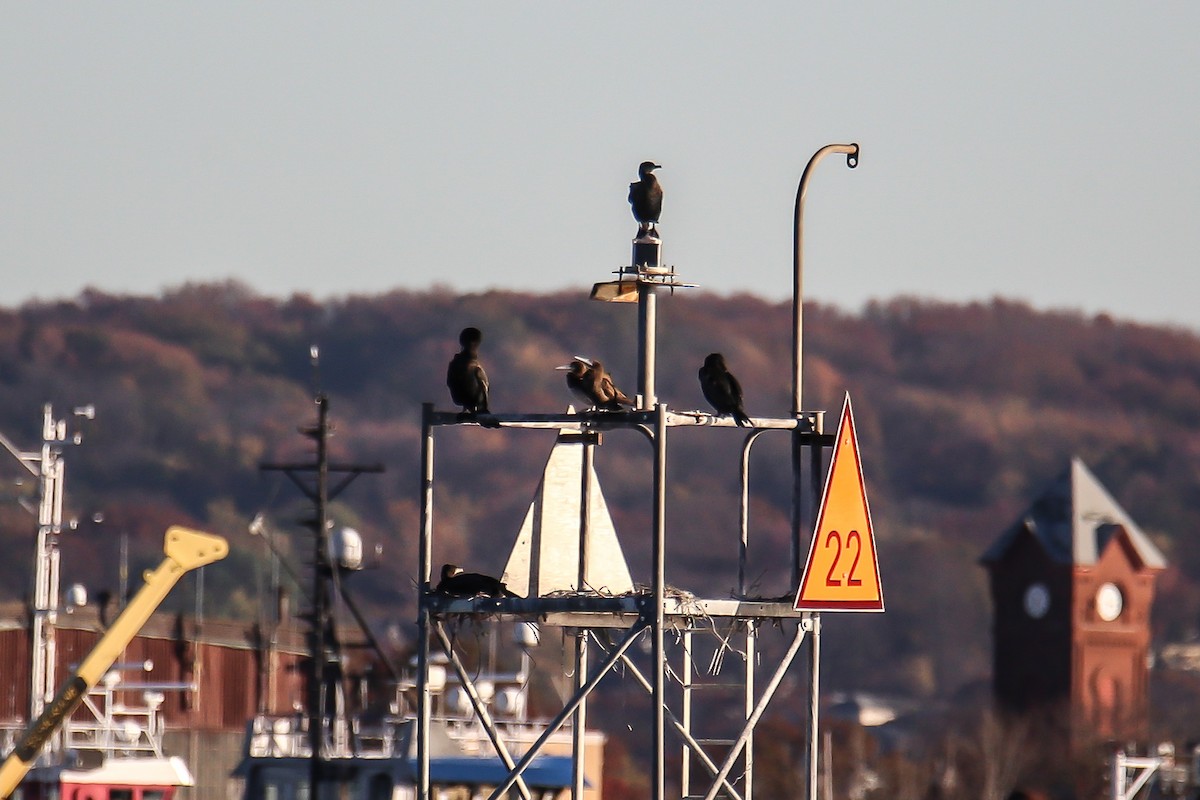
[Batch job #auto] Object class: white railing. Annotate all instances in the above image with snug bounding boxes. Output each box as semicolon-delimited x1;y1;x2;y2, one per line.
61;671;191;759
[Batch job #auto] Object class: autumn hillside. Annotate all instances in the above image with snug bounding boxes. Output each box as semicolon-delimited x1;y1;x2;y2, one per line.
2;282;1199;703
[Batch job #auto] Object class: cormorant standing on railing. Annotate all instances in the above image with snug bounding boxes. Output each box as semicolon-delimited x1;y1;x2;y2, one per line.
628;161;663;239
434;563;521;598
447;327;490;416
557;359;595;409
699;352;751;427
556;357;634;411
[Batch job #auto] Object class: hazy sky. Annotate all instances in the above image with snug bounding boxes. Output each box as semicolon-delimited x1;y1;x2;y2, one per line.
3;4;1198;329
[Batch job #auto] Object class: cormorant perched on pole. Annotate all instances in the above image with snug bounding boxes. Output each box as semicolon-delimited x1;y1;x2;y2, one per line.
434;563;521;598
699;352;752;427
446;327;490;417
555;357;635;411
628;161;663;239
557;359;595;409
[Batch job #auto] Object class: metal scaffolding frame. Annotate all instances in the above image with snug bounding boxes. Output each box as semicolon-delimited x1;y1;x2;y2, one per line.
416;143;858;800
416;406;830;800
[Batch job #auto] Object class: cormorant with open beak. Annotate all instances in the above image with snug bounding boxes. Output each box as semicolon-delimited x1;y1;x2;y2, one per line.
434;563;521;598
447;327;490;416
557;358;596;408
699;352;751;427
556;356;635;411
628;161;662;239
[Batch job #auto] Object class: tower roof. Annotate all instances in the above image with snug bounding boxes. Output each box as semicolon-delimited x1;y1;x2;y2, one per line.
982;457;1166;569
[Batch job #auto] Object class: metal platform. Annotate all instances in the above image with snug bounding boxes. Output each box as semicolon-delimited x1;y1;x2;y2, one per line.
425;408;831;435
426;594;811;628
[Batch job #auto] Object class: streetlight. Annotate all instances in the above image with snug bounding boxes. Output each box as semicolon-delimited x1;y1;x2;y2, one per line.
793;143;859;416
790;142;859;586
790;143;858;800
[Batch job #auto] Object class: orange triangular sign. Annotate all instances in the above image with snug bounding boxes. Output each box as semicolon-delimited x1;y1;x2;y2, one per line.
794;394;884;612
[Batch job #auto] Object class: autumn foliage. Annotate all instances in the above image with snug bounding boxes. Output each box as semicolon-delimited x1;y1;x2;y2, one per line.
1;283;1198;794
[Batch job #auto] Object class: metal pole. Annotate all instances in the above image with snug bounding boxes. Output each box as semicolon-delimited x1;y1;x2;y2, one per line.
308;395;330;798
417;403;435;800
652;403;667;800
745;621;756;800
573;630;588;800
681;628;693;798
638;287;658;409
31;408;52;721
29;405;66;760
574;435;593;800
738;431;767;597
634;236;662;410
807;614;822;800
45;446;63;729
807;414;826;800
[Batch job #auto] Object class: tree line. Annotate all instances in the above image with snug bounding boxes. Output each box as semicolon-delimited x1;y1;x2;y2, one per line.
1;282;1198;712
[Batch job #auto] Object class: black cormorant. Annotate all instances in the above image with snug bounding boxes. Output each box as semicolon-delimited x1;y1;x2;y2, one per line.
447;327;490;416
628;161;663;238
434;563;520;598
556;358;596;408
699;352;751;427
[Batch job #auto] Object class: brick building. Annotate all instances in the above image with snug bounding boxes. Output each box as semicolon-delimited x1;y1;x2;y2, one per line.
981;457;1166;748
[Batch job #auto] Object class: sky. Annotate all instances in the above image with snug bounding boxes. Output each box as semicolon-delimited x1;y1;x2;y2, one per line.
2;4;1199;330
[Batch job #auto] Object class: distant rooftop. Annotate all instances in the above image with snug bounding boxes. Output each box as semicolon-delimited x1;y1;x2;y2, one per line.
982;456;1166;569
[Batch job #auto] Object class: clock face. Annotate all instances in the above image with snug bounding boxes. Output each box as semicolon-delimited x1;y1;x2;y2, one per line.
1096;582;1124;622
1023;582;1050;619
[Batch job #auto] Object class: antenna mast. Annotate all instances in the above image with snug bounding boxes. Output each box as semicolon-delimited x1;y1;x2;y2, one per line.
260;392;383;798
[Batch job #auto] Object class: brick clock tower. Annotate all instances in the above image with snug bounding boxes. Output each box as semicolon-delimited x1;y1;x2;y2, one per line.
981;458;1165;746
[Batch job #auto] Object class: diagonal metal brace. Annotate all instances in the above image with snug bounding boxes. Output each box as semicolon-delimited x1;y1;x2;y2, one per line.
701;622;807;800
485;621;647;800
432;621;532;800
614;645;744;800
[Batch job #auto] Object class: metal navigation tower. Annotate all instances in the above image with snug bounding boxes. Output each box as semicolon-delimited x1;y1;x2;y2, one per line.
416;146;862;800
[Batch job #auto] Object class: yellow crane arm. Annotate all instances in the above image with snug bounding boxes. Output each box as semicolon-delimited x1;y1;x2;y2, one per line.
0;526;228;799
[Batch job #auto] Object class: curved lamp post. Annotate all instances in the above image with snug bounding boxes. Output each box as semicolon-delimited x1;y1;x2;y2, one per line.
790;142;858;800
792;143;859;416
790;142;859;587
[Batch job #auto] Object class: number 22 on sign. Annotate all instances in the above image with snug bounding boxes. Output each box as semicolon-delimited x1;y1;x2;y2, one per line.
793;394;884;612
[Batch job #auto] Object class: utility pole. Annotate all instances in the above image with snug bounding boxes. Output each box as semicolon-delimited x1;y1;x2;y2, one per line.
260;393;383;800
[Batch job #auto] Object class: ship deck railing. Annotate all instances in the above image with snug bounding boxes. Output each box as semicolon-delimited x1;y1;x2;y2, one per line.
243;712;576;761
